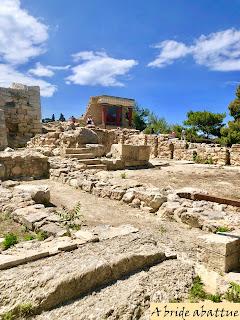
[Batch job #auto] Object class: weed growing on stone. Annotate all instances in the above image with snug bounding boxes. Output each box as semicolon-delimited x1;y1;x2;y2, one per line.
225;282;240;302
189;276;207;302
36;231;48;241
1;302;34;319
189;276;223;302
57;201;84;230
207;294;222;302
159;225;167;234
2;233;18;250
0;212;11;222
216;226;231;233
24;234;36;241
120;172;127;179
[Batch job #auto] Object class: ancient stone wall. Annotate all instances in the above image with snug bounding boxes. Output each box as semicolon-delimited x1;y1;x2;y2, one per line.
27;126;240;166
0;109;8;150
0;83;42;149
0;150;49;180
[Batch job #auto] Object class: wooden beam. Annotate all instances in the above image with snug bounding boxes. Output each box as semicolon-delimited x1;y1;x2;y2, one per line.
177;192;240;208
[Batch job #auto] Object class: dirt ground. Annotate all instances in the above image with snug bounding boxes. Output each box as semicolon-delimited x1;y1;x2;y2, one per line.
27;178;204;263
110;161;240;200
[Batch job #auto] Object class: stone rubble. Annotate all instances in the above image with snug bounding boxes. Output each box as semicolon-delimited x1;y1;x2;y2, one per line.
0;232;173;316
49;157;240;232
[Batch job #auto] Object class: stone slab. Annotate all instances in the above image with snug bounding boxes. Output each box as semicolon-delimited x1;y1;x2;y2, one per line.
198;233;240;256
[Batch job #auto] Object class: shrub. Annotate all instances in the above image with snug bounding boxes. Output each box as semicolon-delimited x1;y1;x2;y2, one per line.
57;201;84;230
2;233;18;250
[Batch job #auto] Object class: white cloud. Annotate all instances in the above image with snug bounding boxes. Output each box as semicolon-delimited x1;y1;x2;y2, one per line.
148;41;190;67
29;62;54;77
28;62;71;77
48;65;71;71
66;51;138;87
148;28;240;71
193;29;240;71
0;1;58;98
0;0;48;65
0;64;57;97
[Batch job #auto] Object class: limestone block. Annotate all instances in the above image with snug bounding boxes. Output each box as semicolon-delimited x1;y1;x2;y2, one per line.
39;223;66;237
73;230;99;242
14;184;50;204
110;187;125;200
197;233;240;272
81;180;94;192
13;205;48;230
122;191;135;203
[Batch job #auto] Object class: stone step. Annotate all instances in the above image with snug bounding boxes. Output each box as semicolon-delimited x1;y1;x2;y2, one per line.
86;164;107;170
65;153;95;159
0;234;167;315
64;148;90;154
77;158;102;165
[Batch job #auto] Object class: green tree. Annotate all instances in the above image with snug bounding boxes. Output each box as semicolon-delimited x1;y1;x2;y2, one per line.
132;104;149;131
219;85;240;146
228;85;240;120
184;110;225;138
144;113;171;134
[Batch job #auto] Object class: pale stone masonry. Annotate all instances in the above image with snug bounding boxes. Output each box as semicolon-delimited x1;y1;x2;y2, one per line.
0;83;42;149
0;109;8;150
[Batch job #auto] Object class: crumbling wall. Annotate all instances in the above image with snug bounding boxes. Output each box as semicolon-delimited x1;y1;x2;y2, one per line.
83;96;102;126
0;83;42;148
230;144;240;166
0;109;8;150
0;150;49;180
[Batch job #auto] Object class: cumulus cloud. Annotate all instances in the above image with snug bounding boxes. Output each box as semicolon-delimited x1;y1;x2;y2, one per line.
148;41;190;67
0;0;48;65
0;0;57;97
0;64;57;97
66;51;138;87
28;62;71;77
29;62;54;77
148;28;240;71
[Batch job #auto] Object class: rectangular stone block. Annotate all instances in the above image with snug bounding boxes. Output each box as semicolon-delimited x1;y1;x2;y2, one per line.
197;234;240;272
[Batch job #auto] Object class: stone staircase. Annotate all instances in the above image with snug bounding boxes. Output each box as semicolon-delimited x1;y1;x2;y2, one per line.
63;147;107;170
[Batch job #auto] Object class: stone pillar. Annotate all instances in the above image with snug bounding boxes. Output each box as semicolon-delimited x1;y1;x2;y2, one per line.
153;136;158;158
128;108;132;127
144;135;148;146
102;106;107;128
0;109;8;150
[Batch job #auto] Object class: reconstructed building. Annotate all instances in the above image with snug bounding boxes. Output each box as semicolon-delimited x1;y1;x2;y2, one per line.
0;83;42;150
83;95;135;128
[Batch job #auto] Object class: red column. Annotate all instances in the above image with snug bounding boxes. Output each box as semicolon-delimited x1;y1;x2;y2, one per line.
116;108;121;126
128;108;132;127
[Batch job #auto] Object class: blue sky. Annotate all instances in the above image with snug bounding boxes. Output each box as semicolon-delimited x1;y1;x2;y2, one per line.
0;0;240;124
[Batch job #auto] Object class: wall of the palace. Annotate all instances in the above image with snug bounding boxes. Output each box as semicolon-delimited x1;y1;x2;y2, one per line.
0;84;42;149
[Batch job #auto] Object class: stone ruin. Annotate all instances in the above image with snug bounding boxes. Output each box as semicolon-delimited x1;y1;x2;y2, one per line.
0;83;42;150
2;87;240;317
